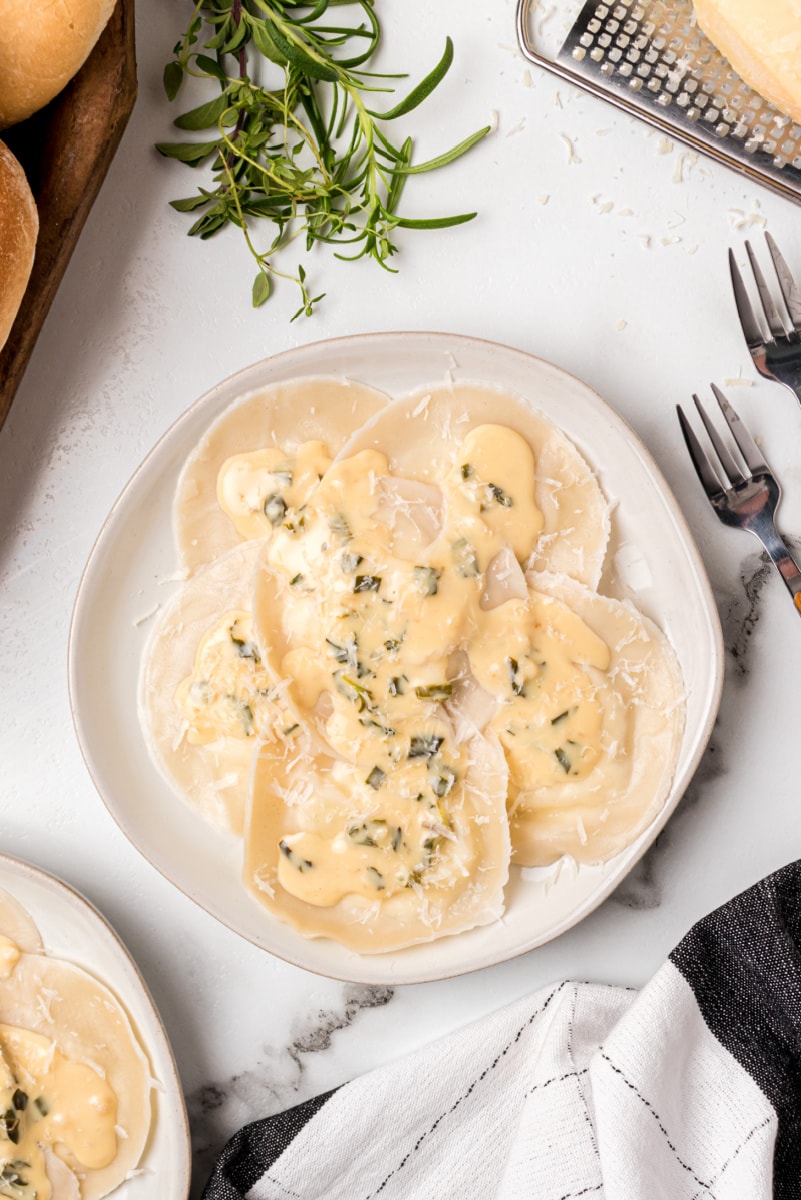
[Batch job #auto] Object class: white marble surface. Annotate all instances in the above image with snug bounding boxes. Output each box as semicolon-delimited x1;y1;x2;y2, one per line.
2;1;801;1193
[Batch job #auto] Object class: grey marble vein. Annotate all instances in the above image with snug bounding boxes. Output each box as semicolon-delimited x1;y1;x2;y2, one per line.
189;983;393;1196
720;550;773;680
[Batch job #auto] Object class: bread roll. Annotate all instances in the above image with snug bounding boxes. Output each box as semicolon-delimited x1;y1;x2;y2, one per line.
694;0;801;125
0;140;38;352
0;0;116;129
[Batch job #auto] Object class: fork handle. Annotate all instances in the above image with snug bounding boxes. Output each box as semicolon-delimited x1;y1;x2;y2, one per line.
752;522;801;613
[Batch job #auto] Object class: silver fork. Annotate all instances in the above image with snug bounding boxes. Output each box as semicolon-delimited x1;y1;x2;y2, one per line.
677;384;801;614
729;232;801;404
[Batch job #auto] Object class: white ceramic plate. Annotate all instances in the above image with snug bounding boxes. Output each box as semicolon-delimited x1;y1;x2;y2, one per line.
0;853;191;1197
68;332;723;985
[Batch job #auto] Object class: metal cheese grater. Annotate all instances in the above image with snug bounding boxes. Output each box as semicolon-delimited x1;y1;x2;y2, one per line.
516;0;801;205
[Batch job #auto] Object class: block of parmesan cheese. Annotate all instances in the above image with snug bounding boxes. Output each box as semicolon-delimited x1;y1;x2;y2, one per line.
694;0;801;124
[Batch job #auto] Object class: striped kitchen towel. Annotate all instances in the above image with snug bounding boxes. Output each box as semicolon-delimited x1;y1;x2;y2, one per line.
203;861;801;1199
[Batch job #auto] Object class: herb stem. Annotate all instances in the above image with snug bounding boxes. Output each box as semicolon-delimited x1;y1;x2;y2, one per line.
159;0;490;316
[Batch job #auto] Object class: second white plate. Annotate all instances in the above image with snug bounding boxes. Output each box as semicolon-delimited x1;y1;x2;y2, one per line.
68;332;723;985
0;852;190;1196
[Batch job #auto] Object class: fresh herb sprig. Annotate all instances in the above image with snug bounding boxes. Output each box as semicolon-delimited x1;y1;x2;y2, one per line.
157;1;490;318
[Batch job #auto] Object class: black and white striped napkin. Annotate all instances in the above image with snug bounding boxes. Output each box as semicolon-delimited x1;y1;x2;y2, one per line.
203;861;801;1199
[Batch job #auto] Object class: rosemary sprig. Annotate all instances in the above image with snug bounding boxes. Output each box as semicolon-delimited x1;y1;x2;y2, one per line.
157;0;490;318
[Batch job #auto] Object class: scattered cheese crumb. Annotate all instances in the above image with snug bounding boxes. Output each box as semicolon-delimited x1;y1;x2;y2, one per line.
728;206;767;230
616;320;628;331
134;604;160;627
590;194;614;214
538;194;551;205
521;69;533;88
559;133;581;164
673;151;698;183
722;369;754;387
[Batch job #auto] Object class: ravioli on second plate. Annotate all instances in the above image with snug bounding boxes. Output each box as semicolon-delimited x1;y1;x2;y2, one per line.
0;898;152;1199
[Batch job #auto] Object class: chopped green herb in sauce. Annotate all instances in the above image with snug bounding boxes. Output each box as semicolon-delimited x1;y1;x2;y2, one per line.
328;513;352;542
341;552;364;573
451;538;479;578
413;565;441;596
409;734;444;759
353;575;381;593
554;747;572;774
279;840;314;871
264;493;287;525
366;766;386;789
414;683;453;702
506;656;525;697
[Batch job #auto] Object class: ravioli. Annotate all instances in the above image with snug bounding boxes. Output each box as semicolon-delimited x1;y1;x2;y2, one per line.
139;540;288;835
0;937;152;1200
0;887;43;956
140;370;688;954
174;376;390;573
336;381;611;589
486;572;686;866
244;722;510;953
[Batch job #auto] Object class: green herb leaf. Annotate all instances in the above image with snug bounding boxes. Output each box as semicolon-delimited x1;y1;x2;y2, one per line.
393;126;492;175
173;92;232;130
163;60;184;101
252;270;271;307
393;212;477;230
170;193;215;212
155;139;220;164
369;38;454;120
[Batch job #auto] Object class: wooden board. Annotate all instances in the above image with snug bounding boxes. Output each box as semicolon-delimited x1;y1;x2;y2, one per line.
0;0;137;429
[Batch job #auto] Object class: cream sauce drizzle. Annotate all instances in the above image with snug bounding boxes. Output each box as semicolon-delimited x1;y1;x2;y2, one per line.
244;424;612;902
0;1019;117;1199
175;611;275;744
217;441;332;542
468;595;610;789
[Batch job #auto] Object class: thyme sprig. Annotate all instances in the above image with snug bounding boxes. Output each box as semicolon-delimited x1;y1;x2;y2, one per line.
157;0;490;318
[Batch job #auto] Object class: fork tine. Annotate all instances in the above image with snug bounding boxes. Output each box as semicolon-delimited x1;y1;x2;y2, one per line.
729;249;765;351
676;404;726;499
710;383;769;474
692;394;745;486
765;231;801;332
745;239;790;339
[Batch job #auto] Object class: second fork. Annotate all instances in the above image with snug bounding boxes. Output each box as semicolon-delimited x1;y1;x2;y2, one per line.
677;385;801;615
729;232;801;404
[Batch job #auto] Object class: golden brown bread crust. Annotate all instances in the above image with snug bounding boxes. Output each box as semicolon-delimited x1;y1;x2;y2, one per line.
0;140;38;353
0;0;117;129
